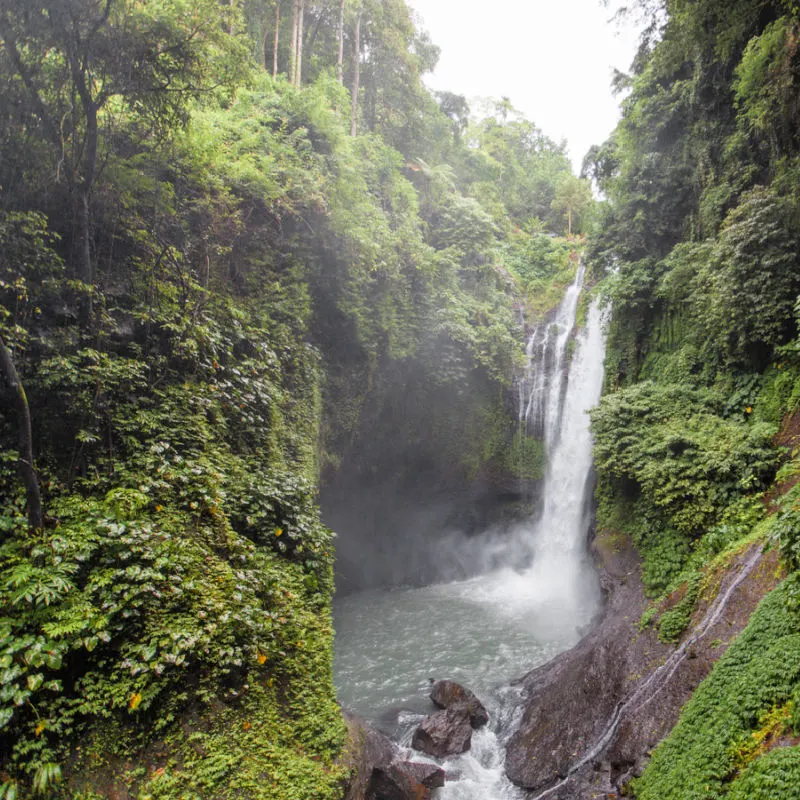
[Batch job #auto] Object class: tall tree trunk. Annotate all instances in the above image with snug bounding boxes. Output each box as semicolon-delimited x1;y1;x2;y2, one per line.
58;8;99;322
304;6;324;64
350;10;361;136
273;1;280;77
337;0;345;83
289;0;298;84
77;98;99;325
0;335;43;532
262;11;270;70
296;0;305;87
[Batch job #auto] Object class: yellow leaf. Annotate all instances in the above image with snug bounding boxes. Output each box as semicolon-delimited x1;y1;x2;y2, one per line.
243;721;252;731
129;692;143;710
257;653;267;665
746;406;752;414
35;721;46;736
155;505;163;512
275;528;283;537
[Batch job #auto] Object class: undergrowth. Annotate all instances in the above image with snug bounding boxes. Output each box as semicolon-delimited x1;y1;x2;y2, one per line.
631;579;800;800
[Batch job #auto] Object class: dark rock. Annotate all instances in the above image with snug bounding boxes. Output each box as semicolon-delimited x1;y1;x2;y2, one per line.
396;761;446;789
341;711;445;800
340;710;398;800
366;765;432;800
429;679;489;728
504;535;781;798
411;708;473;758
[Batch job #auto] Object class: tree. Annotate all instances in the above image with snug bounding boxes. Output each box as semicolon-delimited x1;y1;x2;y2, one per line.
296;0;306;86
274;0;281;76
0;0;247;323
468;110;573;228
551;174;592;235
350;4;361;135
290;0;299;84
0;334;42;531
351;0;439;150
337;0;346;82
436;91;470;143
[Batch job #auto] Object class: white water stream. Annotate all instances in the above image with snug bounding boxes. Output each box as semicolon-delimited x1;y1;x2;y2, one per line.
334;272;607;798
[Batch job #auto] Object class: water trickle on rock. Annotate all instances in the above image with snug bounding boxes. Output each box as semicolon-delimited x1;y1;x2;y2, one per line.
334;269;607;799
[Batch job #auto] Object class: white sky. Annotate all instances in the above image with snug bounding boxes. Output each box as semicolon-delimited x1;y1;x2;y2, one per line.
408;0;643;173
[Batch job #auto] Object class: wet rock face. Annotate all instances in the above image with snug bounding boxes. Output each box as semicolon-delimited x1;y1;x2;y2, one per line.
395;761;446;789
504;535;781;798
429;679;489;728
366;762;445;800
342;710;445;800
412;708;474;757
504;541;651;792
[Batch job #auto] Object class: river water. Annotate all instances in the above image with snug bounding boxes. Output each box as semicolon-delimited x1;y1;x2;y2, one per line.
333;275;607;799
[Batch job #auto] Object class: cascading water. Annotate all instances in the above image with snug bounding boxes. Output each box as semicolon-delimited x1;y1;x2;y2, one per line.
333;271;607;799
519;263;586;447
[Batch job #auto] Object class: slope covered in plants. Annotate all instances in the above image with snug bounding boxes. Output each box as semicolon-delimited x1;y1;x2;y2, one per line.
587;0;800;794
0;1;589;797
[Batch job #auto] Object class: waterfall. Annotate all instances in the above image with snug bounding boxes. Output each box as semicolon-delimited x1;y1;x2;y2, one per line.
519;290;607;638
428;285;608;799
519;263;586;447
500;268;606;641
333;272;608;800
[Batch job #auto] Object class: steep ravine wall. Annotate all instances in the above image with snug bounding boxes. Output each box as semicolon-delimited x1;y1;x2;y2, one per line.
505;532;784;798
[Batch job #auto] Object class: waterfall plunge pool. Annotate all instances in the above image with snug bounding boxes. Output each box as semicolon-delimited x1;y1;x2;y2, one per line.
333;554;599;800
334;560;593;724
333;294;608;799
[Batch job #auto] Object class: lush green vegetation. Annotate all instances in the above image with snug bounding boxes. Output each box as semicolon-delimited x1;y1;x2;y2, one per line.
632;576;800;800
587;0;800;793
0;1;589;797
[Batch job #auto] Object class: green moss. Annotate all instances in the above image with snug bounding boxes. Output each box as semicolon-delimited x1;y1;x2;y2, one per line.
657;573;702;643
638;605;658;631
508;430;547;481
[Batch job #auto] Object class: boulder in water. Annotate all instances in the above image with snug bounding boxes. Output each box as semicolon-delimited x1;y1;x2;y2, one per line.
429;679;489;728
341;710;446;800
395;761;446;789
367;761;446;799
411;707;473;757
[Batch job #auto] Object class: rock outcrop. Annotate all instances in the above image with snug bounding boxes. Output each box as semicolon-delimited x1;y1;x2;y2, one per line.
410;679;489;757
411;708;474;758
429;679;489;728
341;710;446;800
504;532;781;798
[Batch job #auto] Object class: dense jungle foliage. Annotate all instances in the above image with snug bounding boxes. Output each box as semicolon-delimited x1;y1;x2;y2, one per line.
587;0;800;794
0;1;590;797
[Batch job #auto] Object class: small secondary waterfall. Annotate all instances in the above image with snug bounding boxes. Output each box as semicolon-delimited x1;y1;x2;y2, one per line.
333;272;607;799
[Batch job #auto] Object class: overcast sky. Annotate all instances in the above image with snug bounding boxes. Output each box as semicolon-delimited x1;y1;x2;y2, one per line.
408;0;643;172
